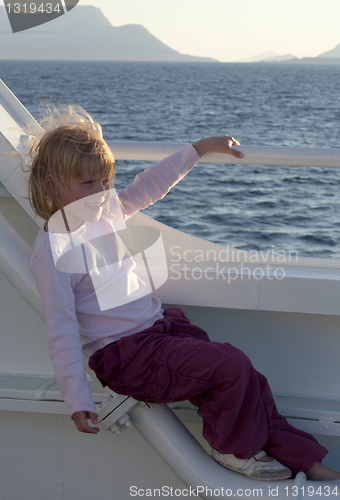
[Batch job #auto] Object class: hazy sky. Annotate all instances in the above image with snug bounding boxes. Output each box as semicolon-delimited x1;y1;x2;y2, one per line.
79;0;340;61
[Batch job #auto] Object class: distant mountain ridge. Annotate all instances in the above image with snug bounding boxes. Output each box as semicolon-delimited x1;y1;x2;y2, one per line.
318;44;340;58
1;5;340;64
0;5;216;62
241;44;340;65
239;51;274;62
239;51;297;63
264;54;297;62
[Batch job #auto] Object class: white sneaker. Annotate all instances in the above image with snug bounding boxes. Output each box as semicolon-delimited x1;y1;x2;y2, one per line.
211;449;292;481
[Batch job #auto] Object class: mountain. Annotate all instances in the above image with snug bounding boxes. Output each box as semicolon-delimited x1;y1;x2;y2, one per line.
318;44;340;58
281;57;340;65
239;51;278;62
239;47;340;65
0;6;216;62
263;54;297;62
238;51;297;63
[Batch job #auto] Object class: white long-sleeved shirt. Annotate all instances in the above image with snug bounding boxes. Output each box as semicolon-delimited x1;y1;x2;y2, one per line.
31;144;200;416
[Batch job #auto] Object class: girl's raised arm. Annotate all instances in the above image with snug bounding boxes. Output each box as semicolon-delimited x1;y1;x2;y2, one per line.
116;135;243;221
192;135;244;159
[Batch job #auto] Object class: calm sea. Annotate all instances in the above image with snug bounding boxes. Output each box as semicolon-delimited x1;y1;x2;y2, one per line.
1;60;340;258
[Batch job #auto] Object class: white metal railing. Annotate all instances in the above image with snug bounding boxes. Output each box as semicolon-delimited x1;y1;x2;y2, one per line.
106;141;340;168
2;142;340;205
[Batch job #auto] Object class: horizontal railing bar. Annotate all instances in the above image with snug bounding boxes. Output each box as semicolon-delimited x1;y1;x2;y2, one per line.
2;143;340;201
106;141;340;168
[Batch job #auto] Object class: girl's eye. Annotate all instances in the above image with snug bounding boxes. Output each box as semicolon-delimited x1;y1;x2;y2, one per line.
83;180;93;185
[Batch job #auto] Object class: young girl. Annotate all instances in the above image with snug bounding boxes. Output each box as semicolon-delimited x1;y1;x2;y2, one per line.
29;107;340;482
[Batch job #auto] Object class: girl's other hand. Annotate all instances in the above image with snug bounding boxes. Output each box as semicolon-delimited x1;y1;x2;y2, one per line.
192;135;244;159
72;411;100;434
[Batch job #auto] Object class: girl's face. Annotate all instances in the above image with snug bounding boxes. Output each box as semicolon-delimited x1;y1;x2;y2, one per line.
57;168;112;225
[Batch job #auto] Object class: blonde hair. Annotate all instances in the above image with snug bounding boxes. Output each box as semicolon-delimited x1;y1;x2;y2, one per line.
26;105;115;220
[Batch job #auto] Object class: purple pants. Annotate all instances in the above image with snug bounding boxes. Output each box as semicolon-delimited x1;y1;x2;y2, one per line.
89;307;327;475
